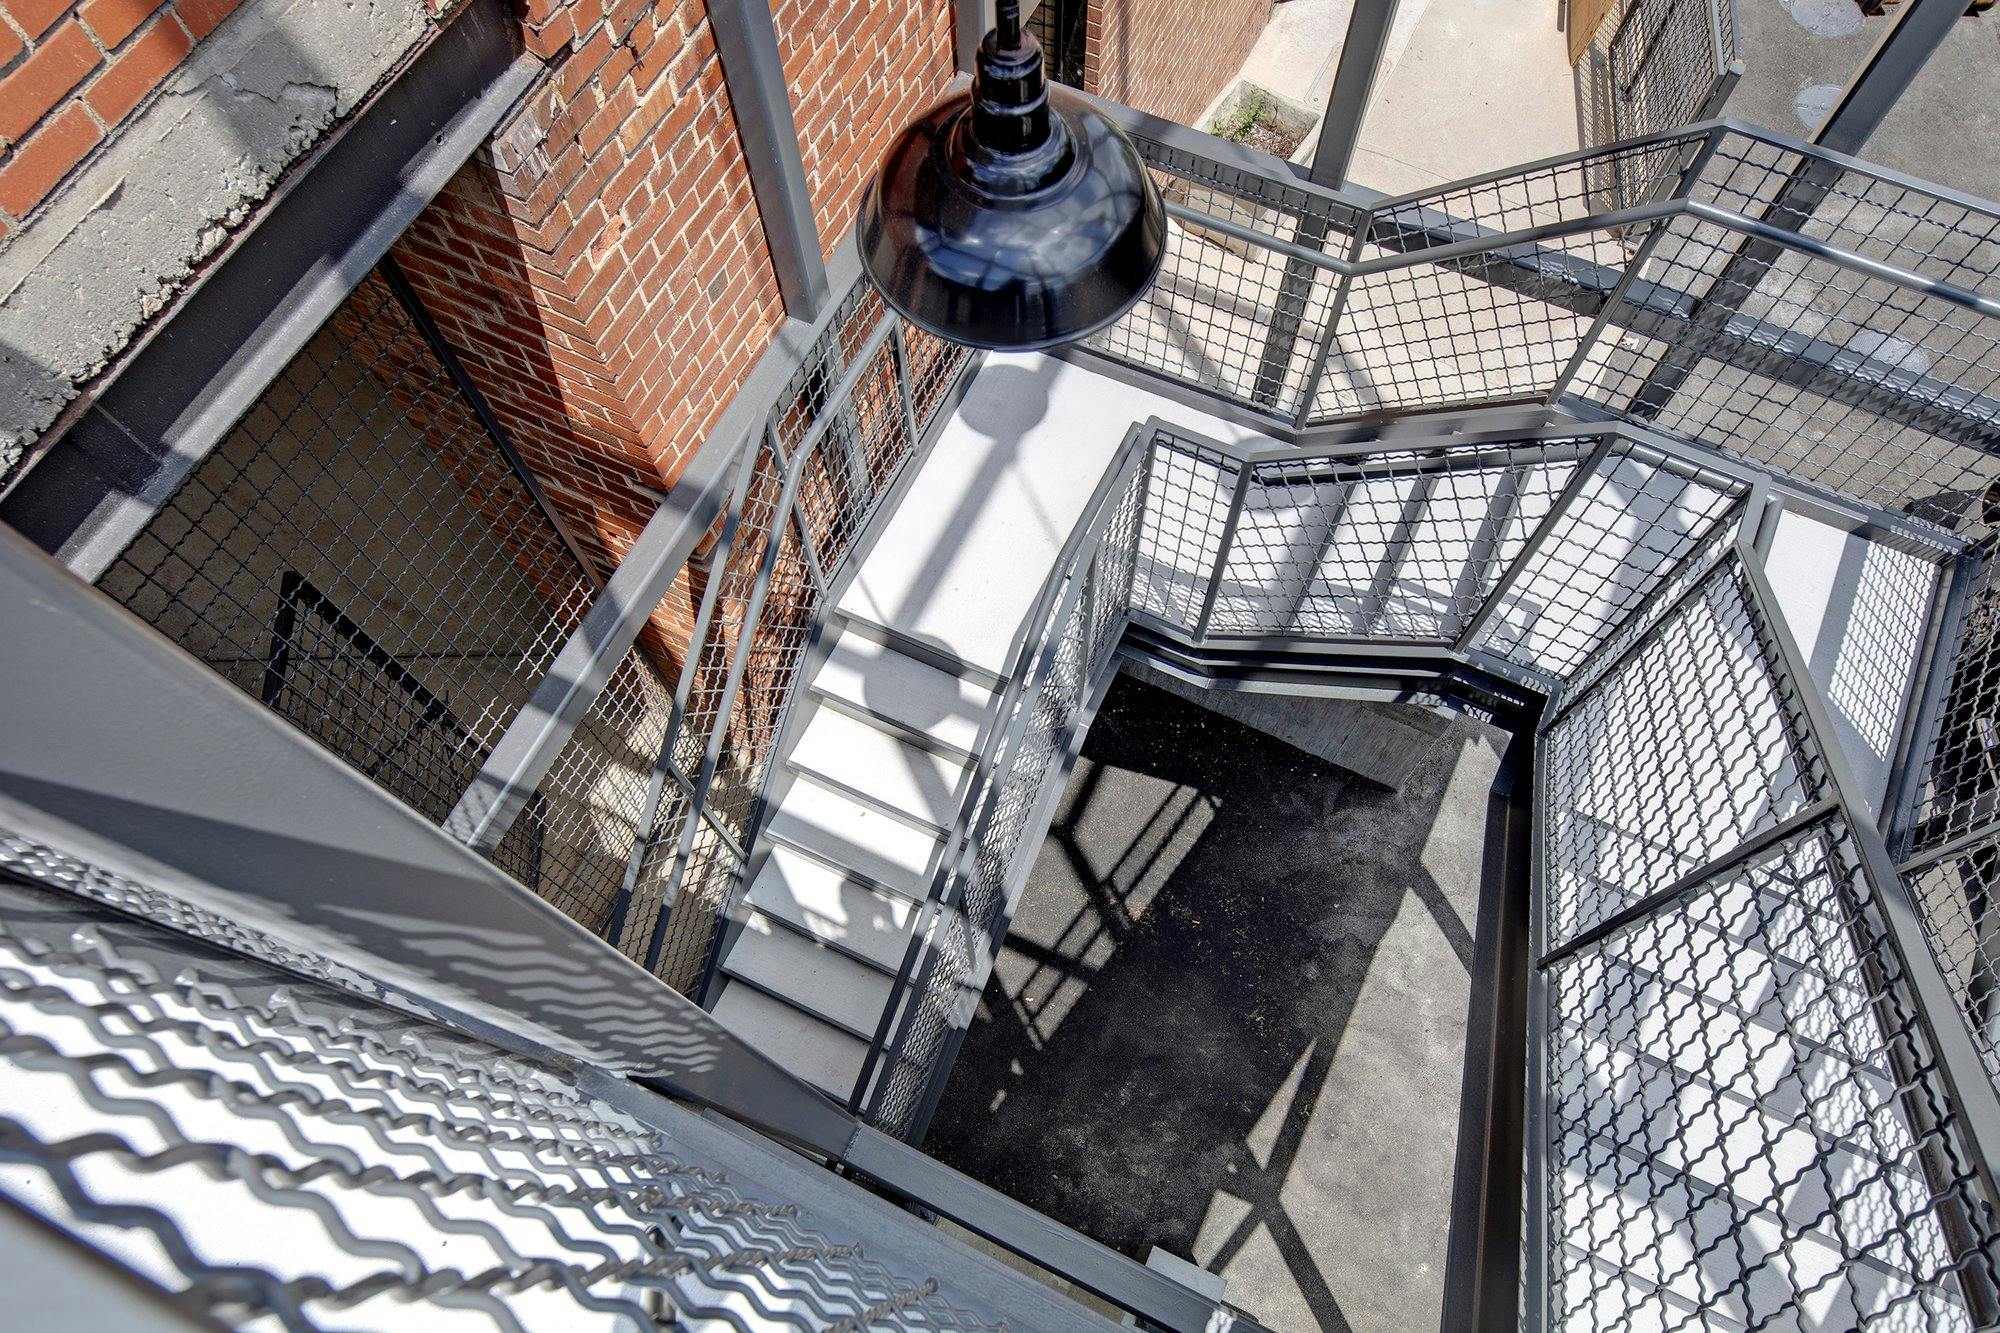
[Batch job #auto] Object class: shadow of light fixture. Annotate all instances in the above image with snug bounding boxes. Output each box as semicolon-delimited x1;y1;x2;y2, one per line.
857;0;1165;351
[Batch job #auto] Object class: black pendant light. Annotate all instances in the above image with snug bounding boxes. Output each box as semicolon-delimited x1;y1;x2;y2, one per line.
857;1;1166;351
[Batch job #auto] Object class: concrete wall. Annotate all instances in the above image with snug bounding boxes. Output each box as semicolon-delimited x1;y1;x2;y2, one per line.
1082;0;1271;129
0;0;456;479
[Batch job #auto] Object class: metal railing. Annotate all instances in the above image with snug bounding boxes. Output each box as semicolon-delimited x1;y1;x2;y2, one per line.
844;408;1971;1143
1087;108;2000;532
607;283;973;993
856;428;1150;1137
24;90;2000;1331
1605;0;1742;149
838;410;2000;1325
1530;527;2000;1329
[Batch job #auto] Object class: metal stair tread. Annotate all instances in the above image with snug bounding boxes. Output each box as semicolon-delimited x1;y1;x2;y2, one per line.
763;778;944;899
746;846;918;971
810;628;996;759
720;915;897;1037
709;981;866;1099
787;705;970;831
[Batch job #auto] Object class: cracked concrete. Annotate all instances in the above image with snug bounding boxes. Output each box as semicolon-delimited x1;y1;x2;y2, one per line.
0;0;438;480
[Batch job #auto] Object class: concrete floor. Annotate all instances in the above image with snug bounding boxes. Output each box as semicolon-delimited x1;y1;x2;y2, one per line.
921;672;1506;1332
1726;0;2000;199
1231;0;1582;196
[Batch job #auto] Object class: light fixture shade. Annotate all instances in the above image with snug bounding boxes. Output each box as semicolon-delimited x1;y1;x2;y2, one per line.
857;20;1165;351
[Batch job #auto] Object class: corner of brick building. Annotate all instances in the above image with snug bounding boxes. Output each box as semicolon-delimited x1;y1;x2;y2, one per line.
391;0;959;672
1081;0;1269;129
771;0;956;256
389;0;788;665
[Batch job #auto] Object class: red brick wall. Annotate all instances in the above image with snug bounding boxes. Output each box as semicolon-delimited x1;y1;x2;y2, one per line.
387;0;955;632
0;0;250;232
773;0;954;256
392;0;784;586
1083;0;1269;129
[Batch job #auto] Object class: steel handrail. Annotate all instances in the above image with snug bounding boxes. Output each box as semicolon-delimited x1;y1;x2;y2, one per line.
850;428;1149;1120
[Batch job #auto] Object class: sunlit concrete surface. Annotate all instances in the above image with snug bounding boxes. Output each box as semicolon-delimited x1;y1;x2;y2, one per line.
923;672;1506;1332
1226;0;1581;197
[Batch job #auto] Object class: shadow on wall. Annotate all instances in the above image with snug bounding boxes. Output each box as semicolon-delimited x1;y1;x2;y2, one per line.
922;675;1495;1332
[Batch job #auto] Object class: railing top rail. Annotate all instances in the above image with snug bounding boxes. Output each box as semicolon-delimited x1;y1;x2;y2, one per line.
1139;410;1964;555
1156;154;2000;321
1355;116;2000;227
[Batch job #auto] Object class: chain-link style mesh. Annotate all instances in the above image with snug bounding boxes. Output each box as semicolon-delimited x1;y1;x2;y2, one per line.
1542;817;2000;1329
91;269;671;931
0;856;1018;1330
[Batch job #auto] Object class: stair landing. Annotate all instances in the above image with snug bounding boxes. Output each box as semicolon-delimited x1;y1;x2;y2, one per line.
836;351;1271;678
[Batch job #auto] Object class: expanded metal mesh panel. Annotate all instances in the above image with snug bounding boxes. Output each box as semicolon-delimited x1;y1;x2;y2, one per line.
1579;216;2000;524
1206;443;1582;639
904;324;972;437
707;520;815;843
1607;0;1737;145
528;650;675;933
1133;430;1240;629
92;270;672;936
1906;827;2000;1084
794;331;914;587
651;814;743;997
872;910;973;1137
1299;137;1701;421
0;860;1011;1330
1554;490;1742;704
1540;557;1823;950
1541;817;2000;1330
1472;446;1741;678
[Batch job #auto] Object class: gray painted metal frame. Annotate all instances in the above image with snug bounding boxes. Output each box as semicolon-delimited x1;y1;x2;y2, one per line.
708;0;831;320
0;0;540;580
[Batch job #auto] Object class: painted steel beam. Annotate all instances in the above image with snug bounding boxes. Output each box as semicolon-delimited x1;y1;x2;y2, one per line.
709;0;831;320
0;0;538;580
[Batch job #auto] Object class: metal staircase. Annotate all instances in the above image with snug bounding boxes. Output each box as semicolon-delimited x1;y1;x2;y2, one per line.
8;99;2000;1331
712;616;993;1098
